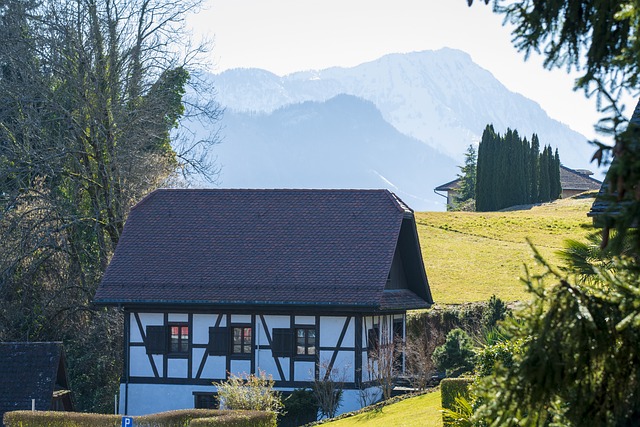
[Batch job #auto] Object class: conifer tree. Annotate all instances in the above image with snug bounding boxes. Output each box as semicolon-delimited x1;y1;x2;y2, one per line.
530;134;541;203
456;144;477;204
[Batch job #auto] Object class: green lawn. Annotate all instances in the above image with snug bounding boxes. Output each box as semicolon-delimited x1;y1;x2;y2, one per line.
417;196;595;304
319;390;443;427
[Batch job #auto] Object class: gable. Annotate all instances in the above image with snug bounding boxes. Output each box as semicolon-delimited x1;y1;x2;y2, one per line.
95;189;432;310
0;342;71;417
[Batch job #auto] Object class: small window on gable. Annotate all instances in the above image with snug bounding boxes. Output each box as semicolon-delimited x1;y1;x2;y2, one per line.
296;328;316;357
146;326;167;355
169;323;189;356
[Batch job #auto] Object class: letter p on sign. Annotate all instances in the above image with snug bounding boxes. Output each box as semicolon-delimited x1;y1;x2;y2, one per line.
122;416;133;427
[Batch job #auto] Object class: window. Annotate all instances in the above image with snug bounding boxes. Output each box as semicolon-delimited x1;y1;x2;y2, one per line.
296;328;316;356
232;326;252;354
194;392;219;409
169;323;189;355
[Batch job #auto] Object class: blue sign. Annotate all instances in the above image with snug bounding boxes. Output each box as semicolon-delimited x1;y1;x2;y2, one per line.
122;416;134;427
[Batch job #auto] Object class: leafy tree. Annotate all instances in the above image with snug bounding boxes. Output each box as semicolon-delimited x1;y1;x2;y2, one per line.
456;144;477;204
0;0;220;412
432;328;476;378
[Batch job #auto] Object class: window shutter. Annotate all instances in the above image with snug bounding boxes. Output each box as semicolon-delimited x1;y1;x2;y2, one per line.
272;328;293;357
367;327;380;352
146;326;167;354
208;327;229;356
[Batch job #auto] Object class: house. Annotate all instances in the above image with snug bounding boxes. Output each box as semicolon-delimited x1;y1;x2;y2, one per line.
93;189;433;416
0;342;74;420
435;165;602;209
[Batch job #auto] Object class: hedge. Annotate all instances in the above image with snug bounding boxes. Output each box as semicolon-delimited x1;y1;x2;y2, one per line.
3;411;121;427
3;409;273;427
440;377;474;426
190;411;277;427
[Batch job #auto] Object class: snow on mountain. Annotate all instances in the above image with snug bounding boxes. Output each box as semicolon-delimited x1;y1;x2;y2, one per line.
210;48;593;167
189;94;457;211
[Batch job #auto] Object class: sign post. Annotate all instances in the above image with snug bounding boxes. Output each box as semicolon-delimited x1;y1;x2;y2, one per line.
122;416;133;427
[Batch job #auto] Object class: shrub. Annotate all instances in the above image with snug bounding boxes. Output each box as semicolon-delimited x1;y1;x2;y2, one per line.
189;410;276;427
440;378;474;427
475;338;524;377
3;410;120;427
432;329;476;377
135;409;221;427
214;371;283;414
279;389;318;427
482;295;509;329
3;409;274;427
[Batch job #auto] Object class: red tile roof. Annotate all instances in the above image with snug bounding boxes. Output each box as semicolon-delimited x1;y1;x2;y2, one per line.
94;189;431;310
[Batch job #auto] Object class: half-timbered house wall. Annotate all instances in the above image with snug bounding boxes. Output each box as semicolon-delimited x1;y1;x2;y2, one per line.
121;310;405;416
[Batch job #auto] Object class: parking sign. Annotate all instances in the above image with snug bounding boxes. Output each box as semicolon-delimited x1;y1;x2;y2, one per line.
122;416;133;427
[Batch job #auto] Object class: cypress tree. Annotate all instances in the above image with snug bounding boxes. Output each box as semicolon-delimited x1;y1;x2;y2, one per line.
552;148;562;199
539;146;551;202
530;134;540;203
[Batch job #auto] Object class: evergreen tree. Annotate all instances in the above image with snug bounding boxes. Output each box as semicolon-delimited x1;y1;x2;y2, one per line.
552;148;562;199
530;134;540;203
476;129;560;211
538;146;551;202
455;144;477;204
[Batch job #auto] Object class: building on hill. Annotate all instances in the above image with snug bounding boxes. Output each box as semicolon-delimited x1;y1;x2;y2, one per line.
0;342;74;419
93;189;433;417
435;165;602;209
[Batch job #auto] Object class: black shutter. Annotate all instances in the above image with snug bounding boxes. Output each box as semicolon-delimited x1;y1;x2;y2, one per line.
272;328;293;357
367;326;380;352
208;327;229;355
146;325;167;354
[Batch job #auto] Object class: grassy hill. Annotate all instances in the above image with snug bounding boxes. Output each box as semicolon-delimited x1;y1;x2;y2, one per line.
316;390;443;427
416;195;596;304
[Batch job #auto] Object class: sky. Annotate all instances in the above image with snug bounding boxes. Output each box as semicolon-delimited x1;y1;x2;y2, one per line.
186;0;635;145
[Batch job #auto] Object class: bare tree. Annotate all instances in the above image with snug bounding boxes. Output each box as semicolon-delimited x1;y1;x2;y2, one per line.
313;359;348;419
0;0;221;412
365;319;401;401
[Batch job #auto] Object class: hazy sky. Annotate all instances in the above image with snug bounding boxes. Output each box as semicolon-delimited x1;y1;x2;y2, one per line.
187;0;631;144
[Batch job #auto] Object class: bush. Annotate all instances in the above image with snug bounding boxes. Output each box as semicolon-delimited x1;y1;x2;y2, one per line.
3;409;266;427
3;411;120;427
135;409;221;427
189;410;276;427
432;329;476;377
475;338;524;377
279;389;318;427
214;371;283;414
440;378;474;427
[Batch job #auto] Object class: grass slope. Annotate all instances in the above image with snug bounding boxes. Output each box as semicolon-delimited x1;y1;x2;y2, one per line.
318;390;443;427
417;196;595;304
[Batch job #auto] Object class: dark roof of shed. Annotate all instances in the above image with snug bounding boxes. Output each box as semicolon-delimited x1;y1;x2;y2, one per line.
94;189;432;310
0;342;67;417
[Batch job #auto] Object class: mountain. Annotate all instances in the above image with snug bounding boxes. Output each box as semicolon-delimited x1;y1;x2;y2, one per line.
192;94;457;211
211;48;593;165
